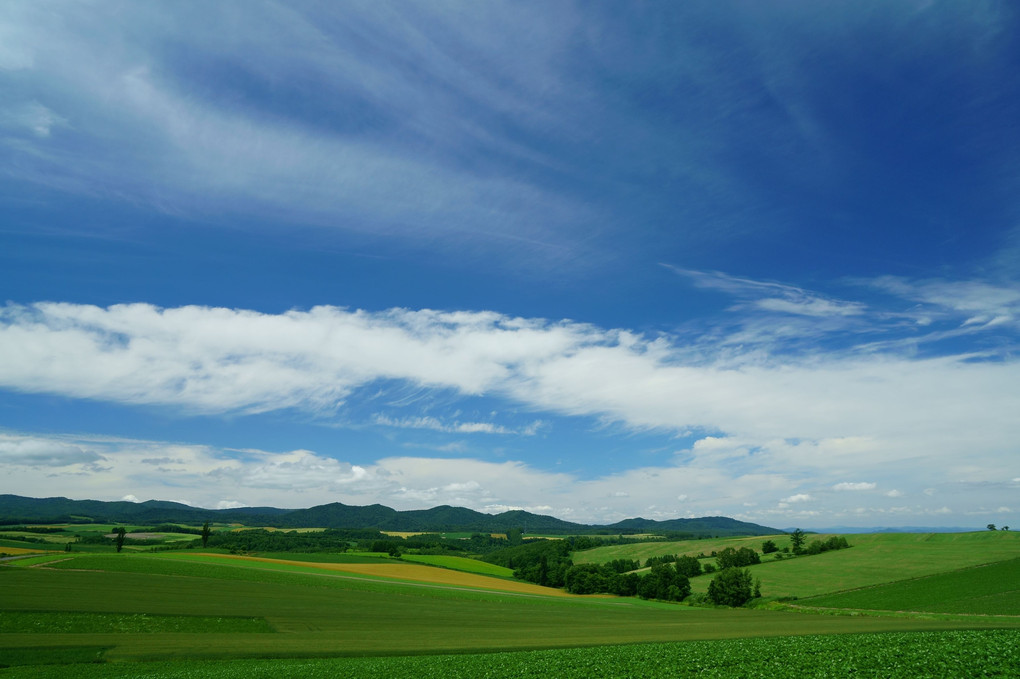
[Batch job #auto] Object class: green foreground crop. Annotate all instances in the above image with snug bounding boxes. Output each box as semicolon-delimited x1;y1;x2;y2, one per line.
2;630;1018;678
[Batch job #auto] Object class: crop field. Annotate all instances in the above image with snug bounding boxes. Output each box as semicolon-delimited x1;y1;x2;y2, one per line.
156;552;563;594
3;530;1019;675
5;549;1016;669
0;545;59;556
2;629;1017;677
799;557;1020;615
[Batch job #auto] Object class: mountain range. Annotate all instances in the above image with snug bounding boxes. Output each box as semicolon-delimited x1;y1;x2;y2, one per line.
0;494;780;537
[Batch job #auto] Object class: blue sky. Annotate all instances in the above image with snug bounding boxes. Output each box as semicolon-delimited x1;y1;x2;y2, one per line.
1;2;1018;529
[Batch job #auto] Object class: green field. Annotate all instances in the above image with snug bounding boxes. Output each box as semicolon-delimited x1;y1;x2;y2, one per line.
3;531;1019;675
5;550;1016;666
800;557;1020;615
576;530;1020;599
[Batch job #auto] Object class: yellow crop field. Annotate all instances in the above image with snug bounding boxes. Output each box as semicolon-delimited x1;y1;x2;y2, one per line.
0;546;58;556
200;553;575;596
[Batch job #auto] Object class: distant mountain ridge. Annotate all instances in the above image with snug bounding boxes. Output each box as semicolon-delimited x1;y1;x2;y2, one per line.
0;494;780;536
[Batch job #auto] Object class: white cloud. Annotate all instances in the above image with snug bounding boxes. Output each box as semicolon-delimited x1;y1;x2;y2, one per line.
666;267;866;318
885;489;904;498
833;482;876;491
0;101;67;137
0;434;102;467
372;414;540;436
0;2;596;266
1;301;1018;488
121;494;141;503
0;292;1017;526
782;493;813;503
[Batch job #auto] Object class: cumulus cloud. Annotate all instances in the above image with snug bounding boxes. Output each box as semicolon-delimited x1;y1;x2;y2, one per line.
1;301;1018;483
833;482;876;491
0;434;102;467
0;429;1011;526
0;291;1017;526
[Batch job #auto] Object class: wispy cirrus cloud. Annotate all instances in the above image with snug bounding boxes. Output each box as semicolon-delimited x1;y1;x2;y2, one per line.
666;267;1020;359
866;276;1020;329
666;266;866;318
0;2;602;267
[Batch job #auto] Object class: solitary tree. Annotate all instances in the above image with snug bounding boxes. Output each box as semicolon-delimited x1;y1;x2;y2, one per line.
201;522;211;548
988;524;997;531
790;528;806;554
115;527;126;553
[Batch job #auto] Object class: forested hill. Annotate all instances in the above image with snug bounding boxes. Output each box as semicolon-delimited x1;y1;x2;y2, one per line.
0;494;780;536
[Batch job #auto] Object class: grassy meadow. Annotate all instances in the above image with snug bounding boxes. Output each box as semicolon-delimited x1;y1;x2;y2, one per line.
800;557;1020;615
576;530;1020;599
2;526;1018;675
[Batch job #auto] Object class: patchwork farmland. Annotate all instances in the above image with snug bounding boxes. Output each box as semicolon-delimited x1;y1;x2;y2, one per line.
2;518;1018;676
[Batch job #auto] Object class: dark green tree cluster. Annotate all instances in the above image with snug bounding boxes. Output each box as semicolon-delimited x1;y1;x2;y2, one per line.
567;535;608;551
637;564;691;601
0;525;65;534
674;554;703;577
562;562;690;601
605;558;641;573
761;539;778;554
150;524;204;535
642;553;703;577
715;546;760;569
707;567;756;607
803;535;850;555
482;539;573;587
644;553;677;567
206;528;377;554
564;563;636;595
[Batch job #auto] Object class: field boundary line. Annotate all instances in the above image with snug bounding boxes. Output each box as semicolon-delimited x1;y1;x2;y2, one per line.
783;603;1020;620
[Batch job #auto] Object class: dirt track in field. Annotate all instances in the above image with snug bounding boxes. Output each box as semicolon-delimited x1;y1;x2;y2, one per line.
196;553;576;597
